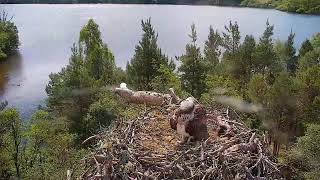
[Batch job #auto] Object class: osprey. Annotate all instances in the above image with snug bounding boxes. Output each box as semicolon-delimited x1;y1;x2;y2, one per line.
170;97;209;143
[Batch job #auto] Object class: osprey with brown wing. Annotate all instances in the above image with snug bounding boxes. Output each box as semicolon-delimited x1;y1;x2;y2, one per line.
170;97;209;144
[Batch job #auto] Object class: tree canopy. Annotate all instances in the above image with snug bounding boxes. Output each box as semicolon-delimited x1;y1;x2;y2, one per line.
0;11;19;60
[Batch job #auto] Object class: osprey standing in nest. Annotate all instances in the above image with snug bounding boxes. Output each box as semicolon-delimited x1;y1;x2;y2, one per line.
170;97;209;144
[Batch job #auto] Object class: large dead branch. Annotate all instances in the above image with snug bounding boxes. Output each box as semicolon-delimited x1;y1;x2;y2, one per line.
114;84;180;106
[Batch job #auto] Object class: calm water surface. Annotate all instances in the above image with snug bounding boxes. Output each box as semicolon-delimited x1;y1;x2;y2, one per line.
0;4;320;118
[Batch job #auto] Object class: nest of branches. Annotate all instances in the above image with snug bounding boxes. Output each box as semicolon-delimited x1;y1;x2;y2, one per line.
80;105;283;180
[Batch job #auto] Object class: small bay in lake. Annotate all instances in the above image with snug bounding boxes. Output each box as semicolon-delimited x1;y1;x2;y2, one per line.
0;4;320;117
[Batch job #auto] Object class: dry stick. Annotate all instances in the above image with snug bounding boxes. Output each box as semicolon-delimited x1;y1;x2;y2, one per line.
66;169;72;180
249;142;263;171
93;156;102;178
200;142;205;167
82;134;100;145
168;149;192;168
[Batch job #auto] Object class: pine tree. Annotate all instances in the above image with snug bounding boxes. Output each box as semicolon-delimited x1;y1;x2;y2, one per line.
46;19;118;141
266;72;298;155
285;31;297;74
204;26;222;71
127;18;172;90
178;23;207;99
253;20;277;75
222;21;241;56
299;39;313;57
226;35;256;83
79;19;116;84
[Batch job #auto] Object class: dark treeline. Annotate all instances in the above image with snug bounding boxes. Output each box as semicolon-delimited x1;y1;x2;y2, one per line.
1;13;320;179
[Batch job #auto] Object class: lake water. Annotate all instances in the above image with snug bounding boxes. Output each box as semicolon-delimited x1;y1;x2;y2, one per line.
0;4;320;118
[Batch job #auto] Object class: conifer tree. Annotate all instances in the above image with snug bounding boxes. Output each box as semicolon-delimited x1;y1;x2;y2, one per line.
127;18;174;90
226;35;256;83
222;21;240;56
253;20;277;75
127;18;173;90
178;23;207;99
204;26;222;70
299;39;313;57
79;19;116;84
46;19;118;141
285;31;297;74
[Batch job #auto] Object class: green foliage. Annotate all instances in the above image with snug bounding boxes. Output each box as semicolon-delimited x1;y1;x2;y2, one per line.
223;35;256;84
277;0;320;14
201;74;241;104
178;24;207;99
222;21;241;56
286;124;320;179
46;19;119;141
252;21;278;74
296;65;320;123
79;19;116;83
203;26;222;70
247;74;268;104
274;39;287;68
151;64;184;95
241;0;275;8
85;91;119;133
0;11;19;60
0;108;23;179
310;33;320;48
23;110;85;179
284;31;297;73
298;48;320;71
240;0;320;14
248;72;299;155
266;72;298;136
127;18;174;90
299;39;313;57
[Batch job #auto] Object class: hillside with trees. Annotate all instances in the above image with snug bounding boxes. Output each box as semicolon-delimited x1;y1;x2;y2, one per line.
241;0;320;14
0;16;320;179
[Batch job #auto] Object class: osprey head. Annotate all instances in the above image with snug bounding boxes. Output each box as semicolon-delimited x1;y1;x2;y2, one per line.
120;83;128;89
185;97;196;103
180;97;196;112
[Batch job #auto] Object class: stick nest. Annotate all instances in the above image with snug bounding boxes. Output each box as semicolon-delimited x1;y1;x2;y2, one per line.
80;107;283;180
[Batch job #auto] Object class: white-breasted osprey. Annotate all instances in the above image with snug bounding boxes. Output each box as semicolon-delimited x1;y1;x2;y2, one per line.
170;97;208;143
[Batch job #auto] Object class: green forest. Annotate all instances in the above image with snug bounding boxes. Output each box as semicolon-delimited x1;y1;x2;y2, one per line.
2;0;320;14
0;11;19;60
1;9;320;179
241;0;320;14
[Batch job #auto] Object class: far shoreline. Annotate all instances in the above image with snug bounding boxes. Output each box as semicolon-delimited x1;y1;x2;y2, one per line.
2;2;320;16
